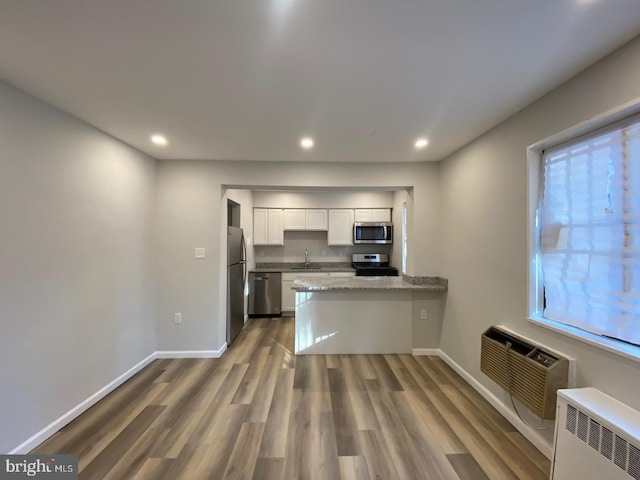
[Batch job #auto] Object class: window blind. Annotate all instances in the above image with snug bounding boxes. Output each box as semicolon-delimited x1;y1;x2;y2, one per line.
540;116;640;346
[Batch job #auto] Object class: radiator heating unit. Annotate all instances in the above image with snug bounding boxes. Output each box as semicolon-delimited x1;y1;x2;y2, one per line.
552;388;640;480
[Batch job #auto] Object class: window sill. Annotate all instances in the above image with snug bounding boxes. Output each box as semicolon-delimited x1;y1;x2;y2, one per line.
527;316;640;365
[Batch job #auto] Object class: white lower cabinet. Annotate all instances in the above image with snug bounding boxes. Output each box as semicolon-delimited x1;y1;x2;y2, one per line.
282;271;353;312
282;278;296;312
282;273;329;313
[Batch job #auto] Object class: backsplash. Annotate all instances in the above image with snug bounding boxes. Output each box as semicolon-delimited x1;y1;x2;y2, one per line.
254;231;392;263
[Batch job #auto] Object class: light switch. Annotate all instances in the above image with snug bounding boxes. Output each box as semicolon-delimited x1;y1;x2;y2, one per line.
195;248;206;259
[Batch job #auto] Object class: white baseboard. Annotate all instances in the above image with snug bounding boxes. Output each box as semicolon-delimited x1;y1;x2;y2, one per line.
412;348;441;356
9;343;231;454
156;343;227;359
437;350;554;459
10;343;552;460
9;351;157;455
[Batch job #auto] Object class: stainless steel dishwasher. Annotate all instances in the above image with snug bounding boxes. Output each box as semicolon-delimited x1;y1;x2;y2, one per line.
248;272;282;317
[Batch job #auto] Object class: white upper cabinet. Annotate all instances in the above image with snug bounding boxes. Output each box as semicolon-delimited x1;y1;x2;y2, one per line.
354;209;372;222
257;207;387;245
267;209;284;244
354;208;392;222
283;209;306;230
328;209;355;245
305;209;328;230
253;208;268;245
254;208;284;245
283;209;328;231
373;209;392;222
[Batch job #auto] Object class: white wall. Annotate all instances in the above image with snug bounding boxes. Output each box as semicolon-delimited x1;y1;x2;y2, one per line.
439;36;640;447
392;190;412;271
155;161;441;352
0;80;157;453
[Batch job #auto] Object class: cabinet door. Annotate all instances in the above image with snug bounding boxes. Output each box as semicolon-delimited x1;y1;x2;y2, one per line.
354;209;373;222
253;209;269;245
282;279;295;312
372;209;392;222
306;209;328;230
284;209;306;230
267;209;284;245
328;209;355;245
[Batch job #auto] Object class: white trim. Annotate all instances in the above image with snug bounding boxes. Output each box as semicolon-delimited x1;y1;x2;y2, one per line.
528;316;640;365
8;352;157;454
528;96;640;153
412;348;440;356
437;350;554;460
412;345;555;458
526;97;640;366
8;343;230;453
156;344;227;359
11;342;554;461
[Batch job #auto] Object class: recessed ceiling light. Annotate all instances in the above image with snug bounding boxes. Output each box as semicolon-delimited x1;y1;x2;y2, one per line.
151;134;168;146
414;137;429;149
300;137;314;149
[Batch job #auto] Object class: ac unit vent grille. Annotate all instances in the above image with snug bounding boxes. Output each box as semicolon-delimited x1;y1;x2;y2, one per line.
602;426;614;460
616;435;629;470
630;445;640;480
566;404;577;433
565;402;640;479
577;411;589;442
589;419;601;450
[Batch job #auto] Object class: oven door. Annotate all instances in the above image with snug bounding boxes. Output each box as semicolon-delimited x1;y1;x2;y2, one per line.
353;223;393;244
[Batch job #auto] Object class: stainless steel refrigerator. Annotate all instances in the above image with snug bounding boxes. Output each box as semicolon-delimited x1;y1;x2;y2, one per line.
227;226;247;346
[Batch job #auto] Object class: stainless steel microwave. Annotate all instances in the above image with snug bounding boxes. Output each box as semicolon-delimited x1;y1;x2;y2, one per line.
353;222;393;244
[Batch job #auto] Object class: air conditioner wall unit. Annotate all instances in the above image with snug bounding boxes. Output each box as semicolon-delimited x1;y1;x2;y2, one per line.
480;326;569;419
552;388;640;480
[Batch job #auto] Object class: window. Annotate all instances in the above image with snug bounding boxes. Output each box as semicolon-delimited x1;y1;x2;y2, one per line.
537;115;640;347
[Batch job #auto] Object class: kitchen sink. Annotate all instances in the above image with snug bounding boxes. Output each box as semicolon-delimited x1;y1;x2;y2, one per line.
290;266;322;270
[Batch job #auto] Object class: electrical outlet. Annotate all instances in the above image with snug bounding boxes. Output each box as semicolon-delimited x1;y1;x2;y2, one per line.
174;313;182;324
420;309;428;320
194;248;206;259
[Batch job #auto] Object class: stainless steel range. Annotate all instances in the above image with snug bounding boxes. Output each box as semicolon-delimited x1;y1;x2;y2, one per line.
351;253;399;276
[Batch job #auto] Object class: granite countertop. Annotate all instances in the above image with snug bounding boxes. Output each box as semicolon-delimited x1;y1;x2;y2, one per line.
251;262;355;273
291;275;448;292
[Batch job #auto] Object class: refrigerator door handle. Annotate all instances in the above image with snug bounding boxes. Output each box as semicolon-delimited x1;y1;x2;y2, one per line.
241;234;247;286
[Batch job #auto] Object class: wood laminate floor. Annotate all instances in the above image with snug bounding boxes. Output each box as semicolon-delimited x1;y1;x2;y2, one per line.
33;317;550;480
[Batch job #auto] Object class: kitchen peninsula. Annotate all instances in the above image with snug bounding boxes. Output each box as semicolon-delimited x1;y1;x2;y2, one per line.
292;275;447;355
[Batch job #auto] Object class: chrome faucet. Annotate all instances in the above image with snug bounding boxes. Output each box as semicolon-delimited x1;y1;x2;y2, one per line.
304;249;310;267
